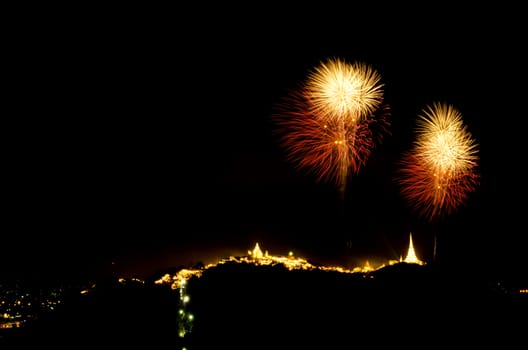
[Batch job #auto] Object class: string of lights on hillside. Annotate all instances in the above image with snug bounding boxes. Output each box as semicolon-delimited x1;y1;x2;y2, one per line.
155;234;424;290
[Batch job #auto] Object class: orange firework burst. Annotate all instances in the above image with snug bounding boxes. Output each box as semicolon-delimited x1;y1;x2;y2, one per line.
398;102;480;221
273;58;390;194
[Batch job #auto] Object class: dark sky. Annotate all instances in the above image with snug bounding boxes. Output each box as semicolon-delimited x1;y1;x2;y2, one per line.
4;7;527;280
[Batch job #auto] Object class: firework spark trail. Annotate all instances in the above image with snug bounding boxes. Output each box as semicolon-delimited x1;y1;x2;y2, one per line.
305;58;385;124
399;152;480;220
398;102;480;221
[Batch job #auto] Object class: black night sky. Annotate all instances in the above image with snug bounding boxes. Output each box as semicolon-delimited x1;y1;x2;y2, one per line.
4;6;527;282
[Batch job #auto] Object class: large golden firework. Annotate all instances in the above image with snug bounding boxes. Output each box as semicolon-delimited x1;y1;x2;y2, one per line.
304;58;384;124
273;58;390;195
398;102;479;221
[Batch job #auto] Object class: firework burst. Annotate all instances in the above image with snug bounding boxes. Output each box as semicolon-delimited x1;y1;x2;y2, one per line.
304;58;384;124
398;102;480;221
273;58;390;195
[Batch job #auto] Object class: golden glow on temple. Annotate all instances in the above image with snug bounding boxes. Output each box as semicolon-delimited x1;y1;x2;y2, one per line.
402;233;425;265
249;242;267;259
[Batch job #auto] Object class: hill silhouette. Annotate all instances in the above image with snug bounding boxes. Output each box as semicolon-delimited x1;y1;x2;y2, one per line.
3;261;525;348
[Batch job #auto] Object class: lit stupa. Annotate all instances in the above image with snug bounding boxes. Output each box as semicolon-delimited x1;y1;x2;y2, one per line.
249;242;267;259
403;233;425;265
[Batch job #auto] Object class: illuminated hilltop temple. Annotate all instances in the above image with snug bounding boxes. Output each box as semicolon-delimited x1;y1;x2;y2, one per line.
155;234;426;290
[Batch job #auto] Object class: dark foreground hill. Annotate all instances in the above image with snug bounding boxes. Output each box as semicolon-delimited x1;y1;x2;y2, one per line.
184;261;526;348
2;261;526;348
